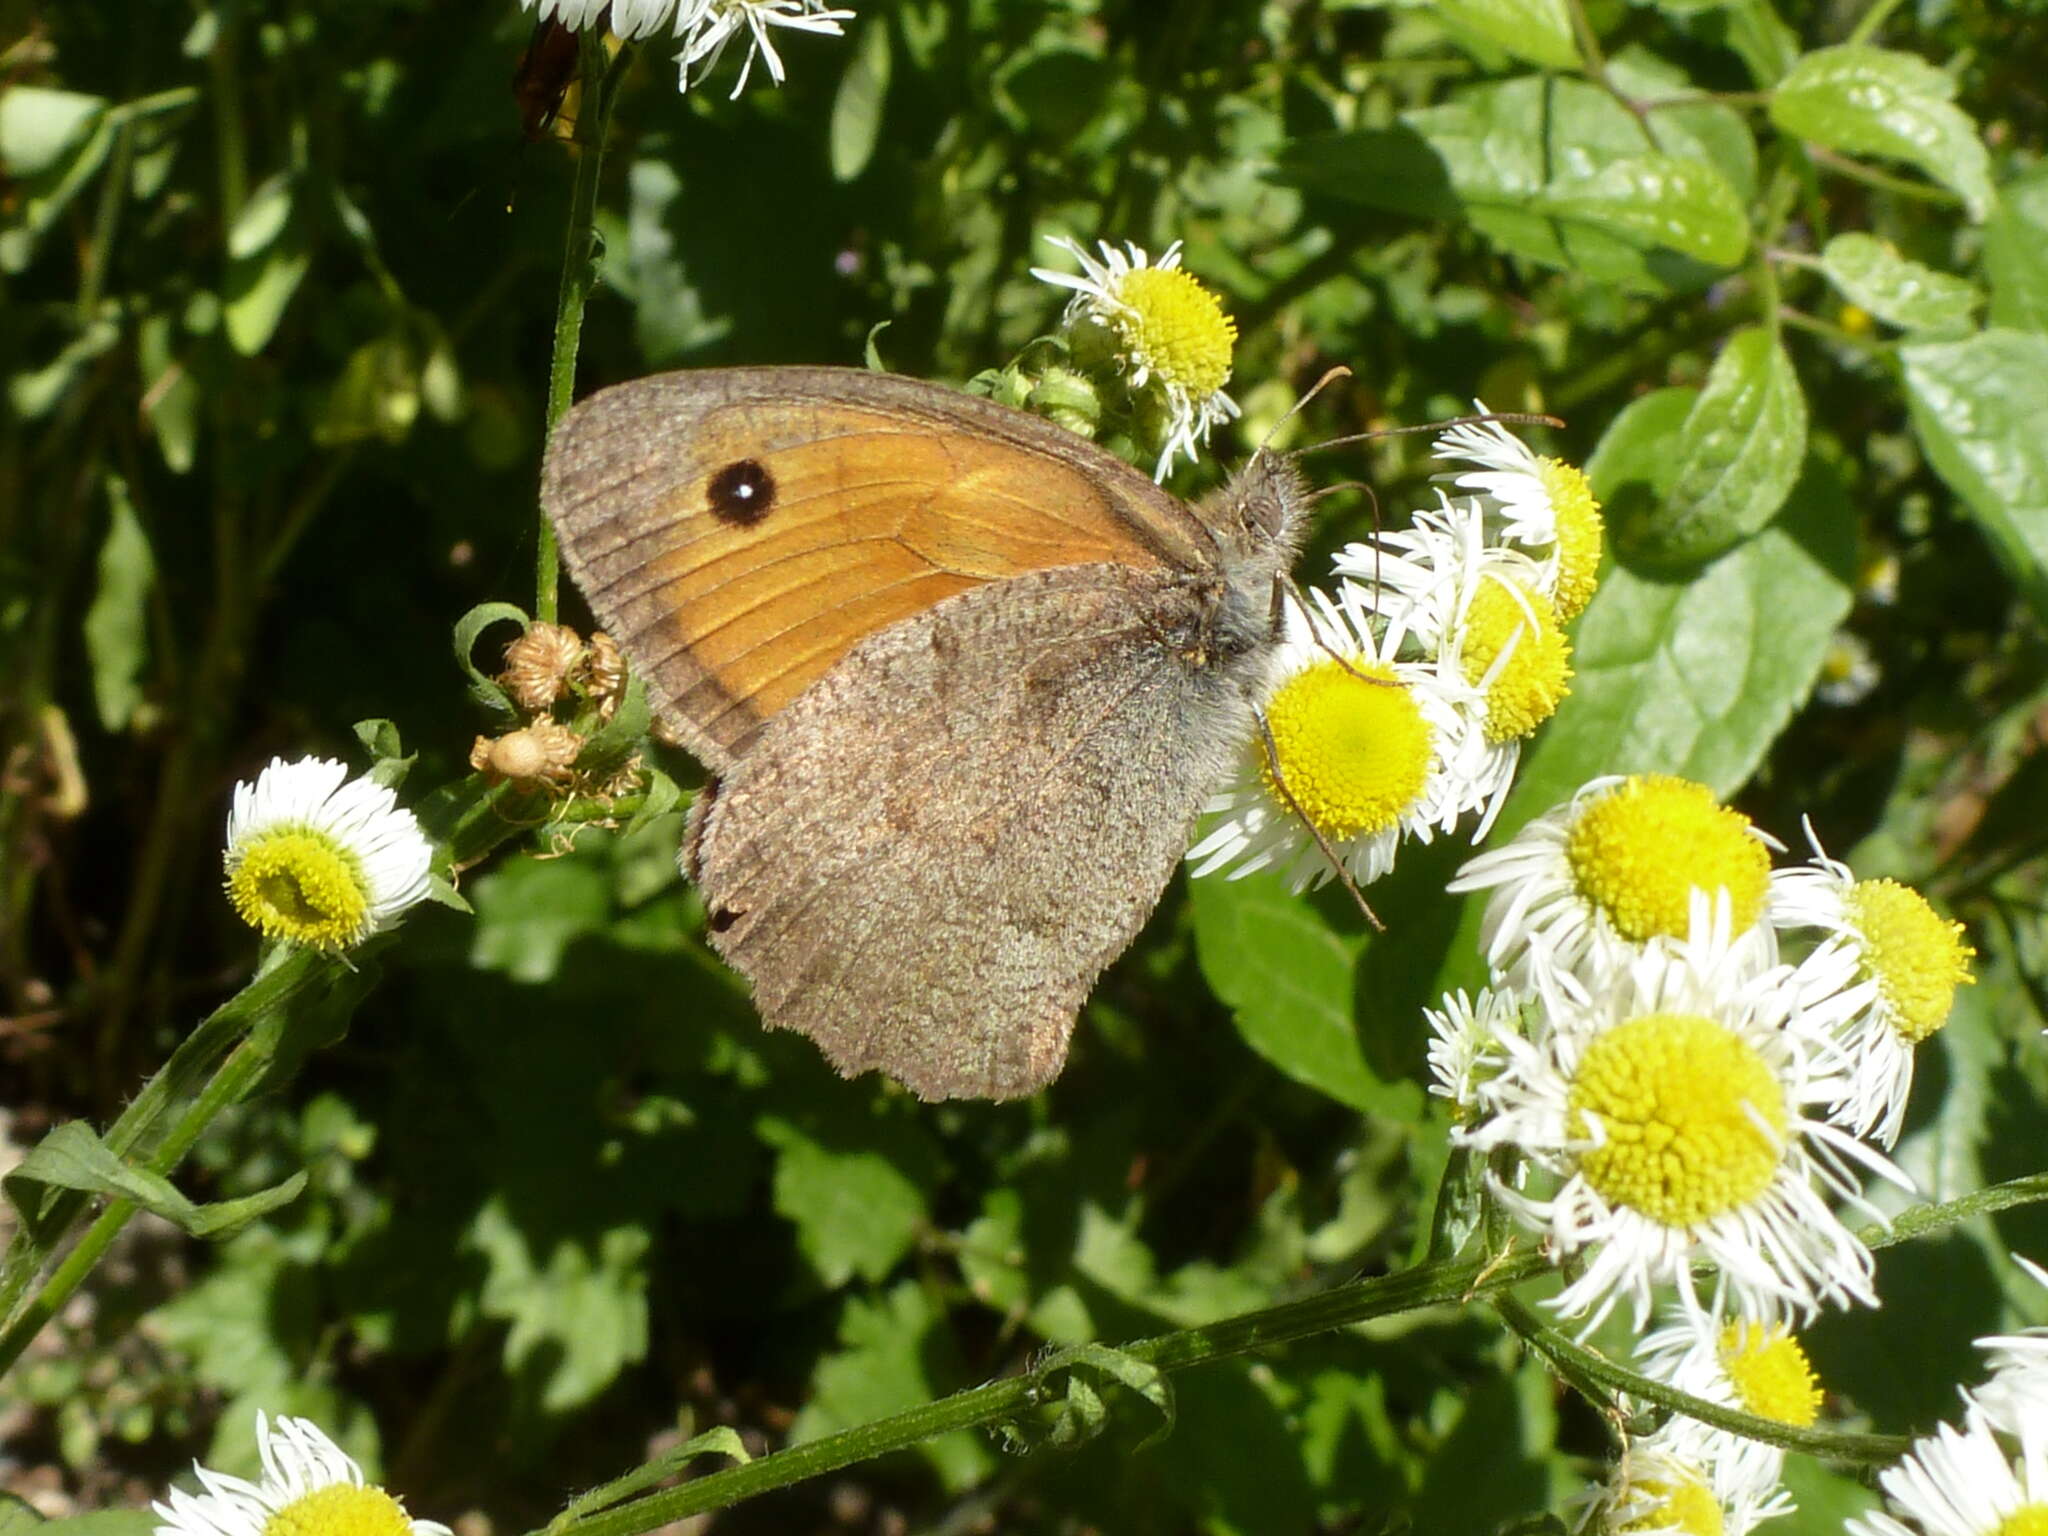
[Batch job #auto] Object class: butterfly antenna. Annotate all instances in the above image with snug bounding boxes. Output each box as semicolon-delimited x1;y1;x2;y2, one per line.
1254;710;1385;932
1257;365;1353;459
1281;580;1395;689
1300;410;1565;460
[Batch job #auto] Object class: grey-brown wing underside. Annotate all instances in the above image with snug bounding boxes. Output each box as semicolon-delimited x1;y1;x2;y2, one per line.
691;562;1254;1100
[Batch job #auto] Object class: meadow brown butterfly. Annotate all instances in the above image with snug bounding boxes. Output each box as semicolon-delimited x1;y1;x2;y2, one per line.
541;367;1309;1100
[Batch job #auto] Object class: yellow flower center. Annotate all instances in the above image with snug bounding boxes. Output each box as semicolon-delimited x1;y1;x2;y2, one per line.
1113;265;1237;398
226;828;371;949
1996;1507;2048;1536
1260;656;1431;841
1618;1470;1723;1535
1844;879;1976;1044
1565;776;1770;944
1539;457;1604;622
1461;577;1571;743
1570;1012;1787;1227
264;1483;416;1536
1719;1322;1823;1427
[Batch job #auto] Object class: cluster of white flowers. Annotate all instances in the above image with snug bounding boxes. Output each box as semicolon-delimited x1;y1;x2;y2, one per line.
1426;770;1986;1531
156;1414;447;1536
1187;412;1598;895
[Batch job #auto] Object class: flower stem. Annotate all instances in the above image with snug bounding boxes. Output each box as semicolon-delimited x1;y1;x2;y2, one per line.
537;33;630;624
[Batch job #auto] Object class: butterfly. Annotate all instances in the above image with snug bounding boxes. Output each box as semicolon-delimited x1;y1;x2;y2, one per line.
541;366;1311;1100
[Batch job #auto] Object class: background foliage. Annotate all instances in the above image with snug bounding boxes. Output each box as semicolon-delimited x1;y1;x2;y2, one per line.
3;0;2046;1530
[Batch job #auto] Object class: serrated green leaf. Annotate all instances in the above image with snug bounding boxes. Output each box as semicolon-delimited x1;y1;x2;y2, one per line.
1901;330;2048;626
83;475;155;732
1821;232;1980;334
829;12;890;181
1530;152;1749;267
1769;44;1992;220
1188;870;1405;1113
757;1102;936;1287
1615;326;1807;568
468;1195;649;1413
468;854;613;983
6;1122;305;1243
1431;0;1577;71
1984;166;2048;334
1497;401;1854;822
789;1281;994;1493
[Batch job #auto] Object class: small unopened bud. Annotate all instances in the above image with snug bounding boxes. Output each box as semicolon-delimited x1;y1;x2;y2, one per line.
582;631;626;718
470;720;582;787
501;622;585;713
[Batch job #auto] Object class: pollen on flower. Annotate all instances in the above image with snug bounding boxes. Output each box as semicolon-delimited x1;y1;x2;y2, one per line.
1259;656;1431;842
1719;1323;1823;1428
1844;878;1975;1043
1112;265;1237;398
1566;776;1771;944
1616;1471;1721;1535
1998;1506;2048;1536
1539;457;1604;622
1568;1012;1788;1228
1461;577;1571;743
226;830;371;949
263;1482;417;1536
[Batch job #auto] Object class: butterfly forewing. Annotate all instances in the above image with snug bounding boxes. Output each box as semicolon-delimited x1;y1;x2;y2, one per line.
541;368;1217;768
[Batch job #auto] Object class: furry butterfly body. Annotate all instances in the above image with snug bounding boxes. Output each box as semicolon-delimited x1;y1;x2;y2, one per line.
542;367;1308;1099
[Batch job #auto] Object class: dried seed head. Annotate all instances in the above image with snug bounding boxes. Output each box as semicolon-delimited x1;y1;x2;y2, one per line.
583;631;626;718
502;621;586;713
472;721;582;788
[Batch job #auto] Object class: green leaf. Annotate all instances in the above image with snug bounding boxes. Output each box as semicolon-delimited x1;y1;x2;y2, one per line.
1188;870;1413;1115
0;87;107;176
1769;44;1993;220
1820;232;1981;334
1607;46;1759;202
226;170;295;257
468;1195;650;1413
829;12;890;182
757;1101;938;1287
554;1427;751;1527
790;1281;995;1492
12;1514;154;1536
137;311;199;473
996;46;1110;140
315;333;421;446
1901;330;2048;626
1431;0;1577;71
451;600;530;717
223;224;312;355
5;1122;306;1243
1984;165;2048;333
1614;326;1808;569
0;107;113;273
1497;397;1855;821
1528;152;1750;267
468;854;614;983
83;475;155;733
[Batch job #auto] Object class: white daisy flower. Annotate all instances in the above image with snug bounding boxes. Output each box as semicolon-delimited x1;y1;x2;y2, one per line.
1424;986;1522;1121
518;0;853;96
1769;821;1976;1146
1815;627;1881;706
1449;774;1781;999
1574;1427;1792;1536
1455;893;1910;1331
1433;405;1605;622
223;757;433;951
1186;582;1492;891
154;1412;448;1536
1030;236;1240;479
1971;1254;2048;1440
1846;1404;2048;1536
1631;1309;1823;1476
1333;493;1573;759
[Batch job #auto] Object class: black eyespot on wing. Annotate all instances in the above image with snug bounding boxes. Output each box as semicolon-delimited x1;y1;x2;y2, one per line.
708;905;741;934
706;459;776;525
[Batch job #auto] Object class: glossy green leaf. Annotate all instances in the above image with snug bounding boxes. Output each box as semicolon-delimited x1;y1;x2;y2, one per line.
1769;44;1993;220
1984;164;2048;333
1530;152;1750;267
829;12;890;181
1613;326;1807;568
1497;395;1855;824
83;475;155;732
1820;232;1980;334
1901;330;2048;625
1607;46;1759;201
1432;0;1577;71
1189;870;1414;1115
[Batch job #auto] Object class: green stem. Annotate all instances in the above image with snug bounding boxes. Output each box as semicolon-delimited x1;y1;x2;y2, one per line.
538;35;630;624
0;946;332;1373
1847;0;1909;46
